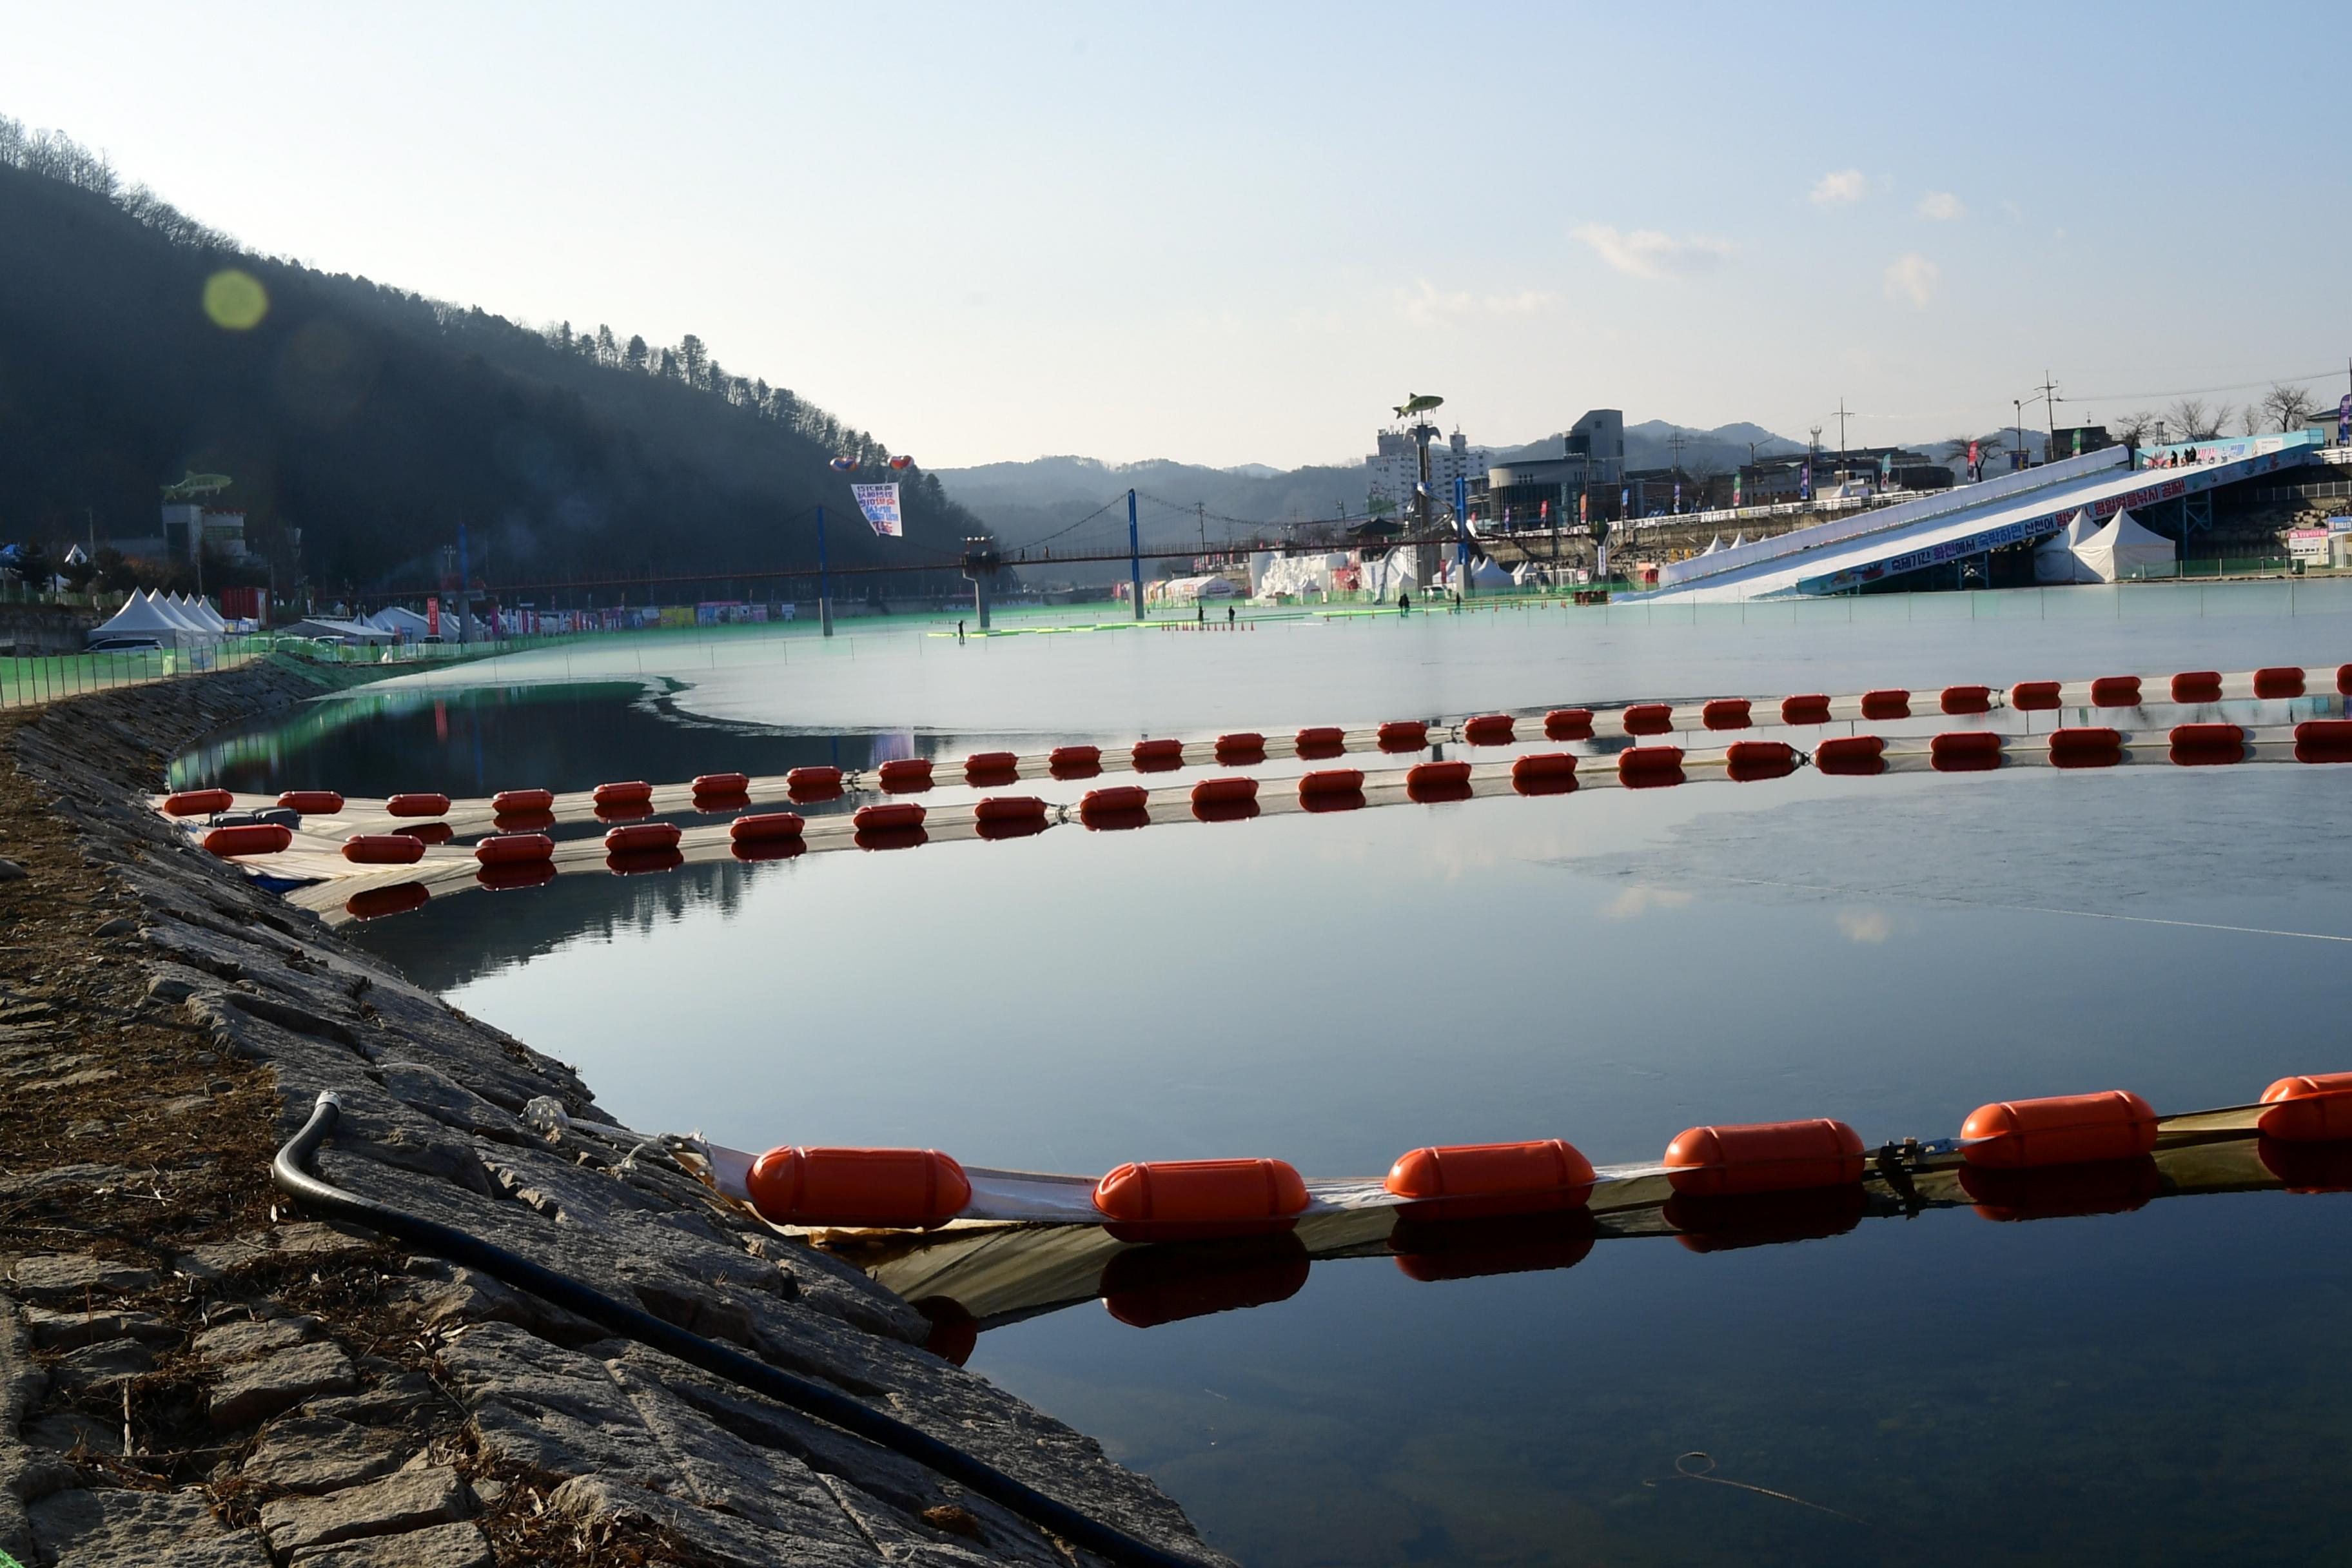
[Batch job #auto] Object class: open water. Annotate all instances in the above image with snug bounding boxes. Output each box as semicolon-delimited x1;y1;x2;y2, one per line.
179;586;2352;1567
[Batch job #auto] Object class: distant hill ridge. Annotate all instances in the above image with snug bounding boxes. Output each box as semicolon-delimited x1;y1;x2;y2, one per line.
0;114;981;596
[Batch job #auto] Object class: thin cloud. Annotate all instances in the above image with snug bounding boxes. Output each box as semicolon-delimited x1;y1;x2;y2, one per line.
1884;253;1940;308
1398;279;1560;323
1916;191;1965;220
1810;168;1869;206
1571;224;1733;280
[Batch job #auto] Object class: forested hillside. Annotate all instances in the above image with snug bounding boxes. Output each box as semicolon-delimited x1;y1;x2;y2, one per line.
0;117;981;597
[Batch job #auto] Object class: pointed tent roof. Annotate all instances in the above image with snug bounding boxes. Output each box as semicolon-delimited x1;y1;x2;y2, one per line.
188;596;228;631
1701;535;1723;555
1728;532;1745;549
2073;508;2176;582
90;591;195;642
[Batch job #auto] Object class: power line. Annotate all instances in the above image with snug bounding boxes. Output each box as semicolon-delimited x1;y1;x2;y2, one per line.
2068;370;2342;404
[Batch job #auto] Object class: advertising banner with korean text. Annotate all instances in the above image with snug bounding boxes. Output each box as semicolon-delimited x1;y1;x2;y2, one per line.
852;483;904;538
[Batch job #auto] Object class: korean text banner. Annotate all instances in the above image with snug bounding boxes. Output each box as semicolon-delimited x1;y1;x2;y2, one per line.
852;483;903;538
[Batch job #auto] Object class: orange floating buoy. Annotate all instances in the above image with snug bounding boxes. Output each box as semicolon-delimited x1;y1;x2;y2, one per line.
1545;708;1594;741
203;823;291;858
2089;675;2141;708
478;860;558;892
963;752;1019;787
691;772;749;797
2009;680;2062;712
2253;665;2306;700
1389;1210;1596;1281
852;802;924;833
974;795;1047;824
1214;732;1266;764
747;1146;973;1229
603;821;683;854
591;781;652;808
1377;720;1429;753
2046;726;2122;768
1294;726;1346;759
1384;1139;1595;1217
1049;745;1102;779
1082;785;1150;816
1724;740;1796;781
1407;760;1471;790
1092;1158;1309;1237
1663;1119;1866;1197
1511;752;1577;790
342;834;426;865
1462;714;1514;745
876;758;934;792
1860;689;1910;721
1617;746;1684;789
1939;685;1991;716
2256;1072;2352;1143
787;766;843;801
1930;731;2004;772
1814;736;1886;776
1780;694;1832;725
1132;738;1184;772
277;790;344;815
163;788;236;817
1959;1090;2156;1169
2294;719;2352;764
1298;768;1365;796
495;808;558;834
2170;671;2222;704
1191;777;1257;806
386;792;452;818
1701;699;1751;731
345;882;430;921
730;811;805;841
474;832;553;865
1622;703;1673;736
1961;1157;2160;1223
2168;723;2245;767
492;787;554;814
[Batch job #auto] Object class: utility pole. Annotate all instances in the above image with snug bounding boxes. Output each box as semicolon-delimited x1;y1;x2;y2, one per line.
1196;502;1206;557
1667;430;1687;513
816;505;833;637
2039;370;2061;448
1834;400;1850;485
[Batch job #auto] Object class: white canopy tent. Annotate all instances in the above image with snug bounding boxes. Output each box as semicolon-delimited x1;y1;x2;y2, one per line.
365;605;433;639
88;591;199;646
2032;509;2105;584
177;594;227;631
2072;509;2177;582
150;592;212;636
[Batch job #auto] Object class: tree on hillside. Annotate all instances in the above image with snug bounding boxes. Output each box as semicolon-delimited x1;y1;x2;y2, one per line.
2261;383;2318;433
623;333;648;373
678;335;708;389
2239;403;2263;437
8;542;51;594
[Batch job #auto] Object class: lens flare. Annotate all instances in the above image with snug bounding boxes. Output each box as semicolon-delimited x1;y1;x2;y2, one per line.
202;269;268;330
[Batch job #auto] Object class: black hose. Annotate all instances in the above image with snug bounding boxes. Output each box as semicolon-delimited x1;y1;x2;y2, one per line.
273;1091;1217;1568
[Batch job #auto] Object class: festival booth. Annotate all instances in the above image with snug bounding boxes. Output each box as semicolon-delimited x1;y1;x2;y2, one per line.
2032;510;2104;584
2072;509;2177;582
87;591;202;647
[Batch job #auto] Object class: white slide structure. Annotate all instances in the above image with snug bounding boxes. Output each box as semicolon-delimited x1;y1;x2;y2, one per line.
1636;434;2324;602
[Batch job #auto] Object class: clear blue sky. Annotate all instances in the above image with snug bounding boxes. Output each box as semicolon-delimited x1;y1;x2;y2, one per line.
3;1;2342;467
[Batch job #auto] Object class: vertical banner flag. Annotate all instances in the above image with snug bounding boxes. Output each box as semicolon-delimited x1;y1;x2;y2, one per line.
1578;492;1588;524
1620;486;1630;514
2073;429;2084;456
2338;394;2349;445
426;596;440;637
850;483;904;538
1733;473;1742;507
1799;461;1813;502
1673;482;1682;514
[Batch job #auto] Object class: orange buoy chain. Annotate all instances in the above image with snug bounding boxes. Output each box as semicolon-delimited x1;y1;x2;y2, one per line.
165;660;2352;839
276;718;2352;919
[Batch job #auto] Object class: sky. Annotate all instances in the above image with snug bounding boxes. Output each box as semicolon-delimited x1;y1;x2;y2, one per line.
3;1;2345;469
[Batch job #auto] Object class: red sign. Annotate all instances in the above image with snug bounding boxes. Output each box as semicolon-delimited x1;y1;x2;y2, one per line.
427;597;440;636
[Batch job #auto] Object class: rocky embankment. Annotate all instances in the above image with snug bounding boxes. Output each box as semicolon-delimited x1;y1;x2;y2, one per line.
0;662;1225;1568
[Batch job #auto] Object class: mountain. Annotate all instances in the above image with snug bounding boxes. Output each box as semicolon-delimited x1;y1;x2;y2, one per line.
0;116;982;598
1494;420;1807;474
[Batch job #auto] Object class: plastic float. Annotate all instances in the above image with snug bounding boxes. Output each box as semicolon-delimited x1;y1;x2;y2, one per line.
276;790;345;815
474;833;554;866
876;758;932;792
386;792;451;818
164;788;235;816
204;823;292;857
341;834;426;865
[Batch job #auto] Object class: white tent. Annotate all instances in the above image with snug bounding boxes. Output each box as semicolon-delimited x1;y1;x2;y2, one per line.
1728;532;1745;549
1701;535;1723;555
148;591;211;636
2033;509;2105;584
2073;509;2176;583
88;591;196;646
179;594;227;631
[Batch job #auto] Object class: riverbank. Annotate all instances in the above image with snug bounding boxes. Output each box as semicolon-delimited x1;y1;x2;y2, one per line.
0;660;1224;1567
